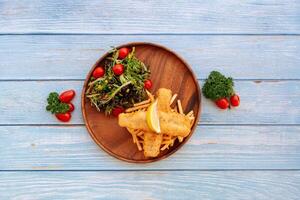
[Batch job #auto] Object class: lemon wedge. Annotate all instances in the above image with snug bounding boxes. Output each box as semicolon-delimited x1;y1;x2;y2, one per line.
146;100;161;133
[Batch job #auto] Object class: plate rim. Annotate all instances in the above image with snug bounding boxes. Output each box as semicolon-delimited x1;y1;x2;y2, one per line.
81;42;202;163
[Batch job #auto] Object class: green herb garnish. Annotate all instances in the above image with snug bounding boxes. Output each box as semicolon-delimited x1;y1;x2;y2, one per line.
202;71;234;100
46;92;69;114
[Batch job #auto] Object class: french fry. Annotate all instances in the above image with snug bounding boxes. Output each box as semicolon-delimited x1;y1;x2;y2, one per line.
127;128;139;135
169;94;178;105
189;117;195;127
177;100;183;114
132;132;138;144
187;110;194;117
136;139;142;151
189;116;195;120
178;136;184;142
125;103;150;113
136;131;144;136
127;128;144;150
161;137;176;149
160;143;170;151
146;90;154;102
170;139;175;146
134;99;151;107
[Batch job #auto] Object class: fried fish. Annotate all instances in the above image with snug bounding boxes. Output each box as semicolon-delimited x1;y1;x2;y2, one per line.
156;88;172;112
118;88;193;157
119;110;191;137
143;132;163;157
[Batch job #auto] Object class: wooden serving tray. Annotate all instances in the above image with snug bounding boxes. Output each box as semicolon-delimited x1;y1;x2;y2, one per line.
81;42;201;163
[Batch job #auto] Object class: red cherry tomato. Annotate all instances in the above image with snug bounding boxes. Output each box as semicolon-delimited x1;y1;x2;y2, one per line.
59;90;75;103
215;98;229;109
92;67;105;78
112;107;124;117
230;94;240;107
55;112;71;122
118;47;130;59
68;103;75;112
144;79;152;90
112;64;124;75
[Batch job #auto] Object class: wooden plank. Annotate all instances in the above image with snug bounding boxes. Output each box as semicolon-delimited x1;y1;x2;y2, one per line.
0;171;299;199
0;0;300;34
1;125;300;170
0;35;299;80
0;81;299;125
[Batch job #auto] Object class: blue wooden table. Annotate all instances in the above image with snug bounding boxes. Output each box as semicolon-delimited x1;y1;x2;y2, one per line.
0;1;300;199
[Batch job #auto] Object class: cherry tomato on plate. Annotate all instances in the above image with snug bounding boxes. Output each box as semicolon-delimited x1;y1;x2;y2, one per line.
215;98;229;109
112;107;124;117
68;102;75;112
230;94;240;107
118;47;130;59
55;112;72;122
59;90;76;103
144;79;152;90
93;67;105;78
112;64;124;75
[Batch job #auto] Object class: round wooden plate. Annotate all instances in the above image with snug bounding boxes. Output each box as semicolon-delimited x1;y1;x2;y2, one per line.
82;42;201;163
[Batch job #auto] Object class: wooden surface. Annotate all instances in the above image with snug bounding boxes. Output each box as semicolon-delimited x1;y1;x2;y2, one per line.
1;35;300;80
82;43;201;163
1;172;300;200
1;0;300;34
0;0;300;199
1;126;300;170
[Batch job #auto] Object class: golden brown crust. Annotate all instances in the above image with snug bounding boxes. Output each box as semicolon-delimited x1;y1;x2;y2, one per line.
118;88;195;157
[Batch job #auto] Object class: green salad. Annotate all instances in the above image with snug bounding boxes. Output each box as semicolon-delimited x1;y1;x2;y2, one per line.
86;47;152;116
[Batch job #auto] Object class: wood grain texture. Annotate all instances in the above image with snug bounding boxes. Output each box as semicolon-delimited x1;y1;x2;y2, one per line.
0;171;299;200
1;0;300;198
0;35;299;80
82;42;200;163
0;80;299;125
0;0;300;34
1;125;300;170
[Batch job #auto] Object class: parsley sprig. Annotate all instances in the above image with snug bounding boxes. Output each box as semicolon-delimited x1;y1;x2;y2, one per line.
46;92;69;114
202;71;234;101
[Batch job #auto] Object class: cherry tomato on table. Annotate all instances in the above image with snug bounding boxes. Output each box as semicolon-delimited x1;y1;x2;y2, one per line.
68;102;75;112
93;67;105;78
215;98;229;109
55;112;72;122
118;47;130;59
144;79;152;90
59;90;76;103
112;107;124;117
112;64;124;75
230;94;240;107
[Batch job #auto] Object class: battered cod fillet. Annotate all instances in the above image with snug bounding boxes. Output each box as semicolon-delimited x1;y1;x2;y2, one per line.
143;132;163;157
119;111;191;137
142;88;171;157
156;88;172;112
